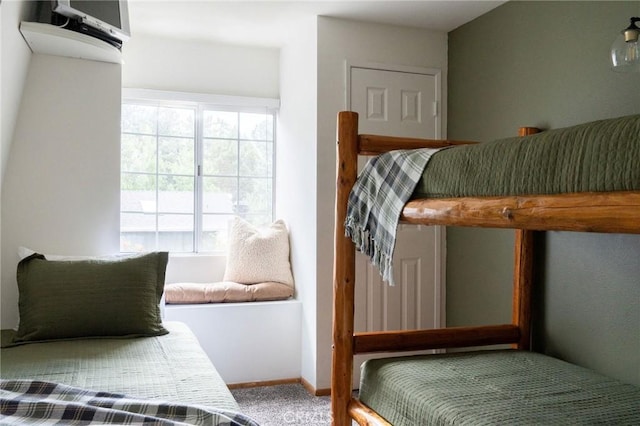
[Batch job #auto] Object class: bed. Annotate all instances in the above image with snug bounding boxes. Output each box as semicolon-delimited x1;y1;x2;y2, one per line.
0;252;257;425
331;111;640;425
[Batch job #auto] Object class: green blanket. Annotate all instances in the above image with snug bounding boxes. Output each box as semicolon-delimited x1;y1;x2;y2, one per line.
413;114;640;198
0;321;238;412
360;350;640;425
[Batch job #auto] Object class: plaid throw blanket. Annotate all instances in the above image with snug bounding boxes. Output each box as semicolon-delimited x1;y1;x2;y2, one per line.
0;380;259;425
345;148;442;285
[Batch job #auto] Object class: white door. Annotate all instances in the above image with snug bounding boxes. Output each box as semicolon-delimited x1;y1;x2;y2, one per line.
348;64;445;387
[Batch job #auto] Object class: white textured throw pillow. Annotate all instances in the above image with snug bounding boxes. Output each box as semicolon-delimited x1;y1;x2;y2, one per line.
223;217;294;286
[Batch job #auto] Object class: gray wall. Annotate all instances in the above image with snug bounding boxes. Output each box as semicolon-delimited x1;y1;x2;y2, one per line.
447;1;640;385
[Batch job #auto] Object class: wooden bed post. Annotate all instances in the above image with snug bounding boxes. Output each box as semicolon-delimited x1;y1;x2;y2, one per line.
512;126;541;350
332;111;359;426
512;229;534;350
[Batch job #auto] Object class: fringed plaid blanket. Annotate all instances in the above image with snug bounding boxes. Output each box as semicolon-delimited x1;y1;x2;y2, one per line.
0;380;259;425
345;148;442;285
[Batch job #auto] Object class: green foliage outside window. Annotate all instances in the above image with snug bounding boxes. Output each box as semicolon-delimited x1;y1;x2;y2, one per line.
120;101;275;253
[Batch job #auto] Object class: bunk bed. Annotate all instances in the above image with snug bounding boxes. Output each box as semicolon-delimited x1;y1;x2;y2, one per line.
331;111;640;426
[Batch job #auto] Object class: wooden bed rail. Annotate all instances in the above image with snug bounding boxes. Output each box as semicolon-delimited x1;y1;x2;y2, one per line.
358;133;476;155
353;324;521;354
400;192;640;234
349;399;392;426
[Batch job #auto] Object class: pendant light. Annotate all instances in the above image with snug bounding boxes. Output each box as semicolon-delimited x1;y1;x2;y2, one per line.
611;17;640;72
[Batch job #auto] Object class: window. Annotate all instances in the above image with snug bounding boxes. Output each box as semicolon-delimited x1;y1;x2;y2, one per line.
120;90;277;253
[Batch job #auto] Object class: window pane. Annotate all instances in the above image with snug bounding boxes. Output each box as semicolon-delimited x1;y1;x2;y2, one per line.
122;104;157;134
121;172;157;193
158;107;194;137
121;134;156;173
203;111;238;138
121;98;275;254
242;213;273;229
158;137;194;175
239;112;267;140
202;192;234;215
239;177;272;214
200;214;234;252
265;115;274;141
158;214;194;252
158;176;194;213
120;212;156;252
203;138;237;176
202;177;237;214
266;142;273;175
239;140;270;176
121;188;156;214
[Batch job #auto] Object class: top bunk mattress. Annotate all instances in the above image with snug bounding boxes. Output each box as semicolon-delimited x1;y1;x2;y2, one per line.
0;321;238;412
413;114;640;199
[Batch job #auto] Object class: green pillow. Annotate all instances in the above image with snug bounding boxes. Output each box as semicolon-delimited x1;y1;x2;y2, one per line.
12;251;169;345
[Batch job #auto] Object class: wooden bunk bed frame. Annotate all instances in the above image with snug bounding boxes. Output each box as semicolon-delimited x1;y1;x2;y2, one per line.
331;111;640;426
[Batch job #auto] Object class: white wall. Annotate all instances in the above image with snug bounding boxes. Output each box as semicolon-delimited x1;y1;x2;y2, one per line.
122;34;279;98
277;16;318;388
165;301;302;384
1;0;33;322
314;17;448;391
1;54;122;328
1;0;32;182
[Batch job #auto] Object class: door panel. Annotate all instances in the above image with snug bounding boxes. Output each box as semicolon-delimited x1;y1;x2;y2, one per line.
351;67;437;138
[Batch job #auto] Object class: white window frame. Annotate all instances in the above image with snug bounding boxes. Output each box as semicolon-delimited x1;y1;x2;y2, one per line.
121;89;280;253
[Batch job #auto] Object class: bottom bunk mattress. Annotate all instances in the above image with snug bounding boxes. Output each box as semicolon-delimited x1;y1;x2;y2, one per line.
0;321;238;412
359;349;640;425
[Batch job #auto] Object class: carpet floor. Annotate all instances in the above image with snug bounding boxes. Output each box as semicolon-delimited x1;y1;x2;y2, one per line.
231;384;331;426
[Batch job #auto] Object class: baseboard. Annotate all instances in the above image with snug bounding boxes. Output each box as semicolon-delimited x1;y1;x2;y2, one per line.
301;377;331;396
227;377;300;389
228;376;332;397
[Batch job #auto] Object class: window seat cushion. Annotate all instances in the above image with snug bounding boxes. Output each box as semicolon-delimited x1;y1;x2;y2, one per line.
164;281;294;304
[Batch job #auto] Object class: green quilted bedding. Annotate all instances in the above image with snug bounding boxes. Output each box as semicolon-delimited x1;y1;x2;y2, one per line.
413;114;640;198
0;321;238;412
359;350;640;425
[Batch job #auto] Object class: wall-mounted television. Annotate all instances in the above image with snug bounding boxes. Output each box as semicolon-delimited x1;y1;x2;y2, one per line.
52;0;130;46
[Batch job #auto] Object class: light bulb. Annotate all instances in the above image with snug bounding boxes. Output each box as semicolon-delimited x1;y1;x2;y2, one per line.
626;41;639;62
